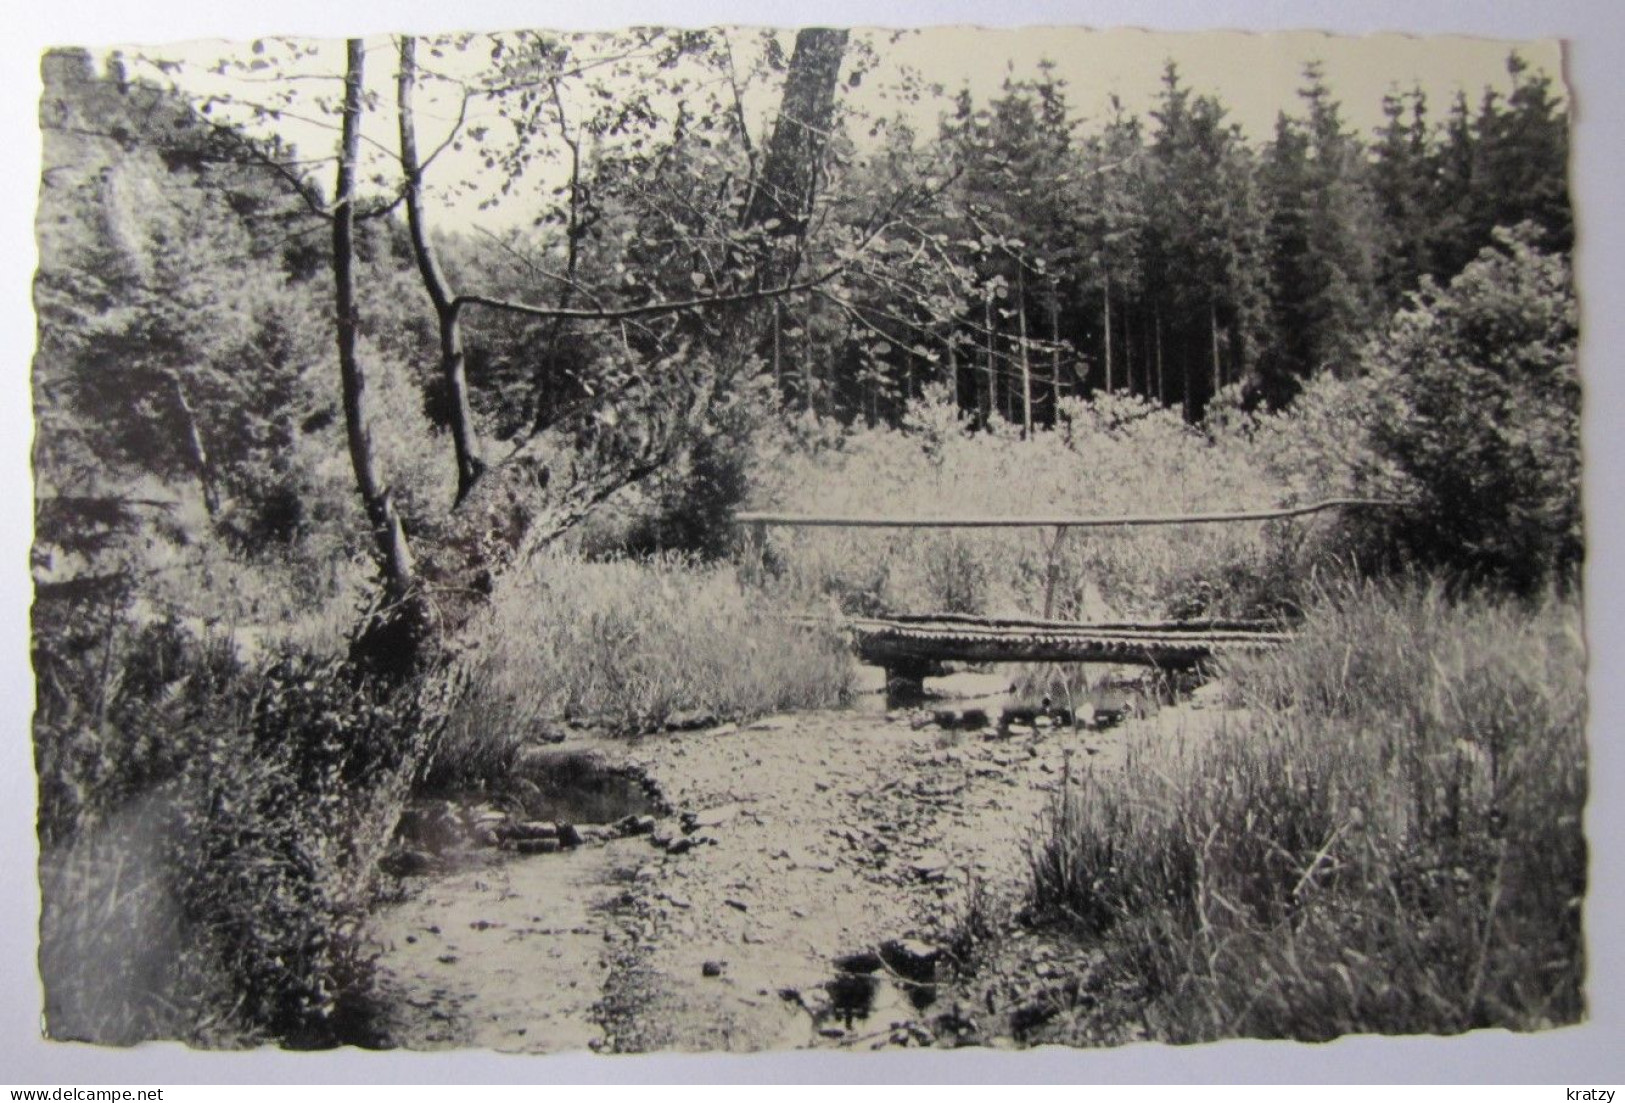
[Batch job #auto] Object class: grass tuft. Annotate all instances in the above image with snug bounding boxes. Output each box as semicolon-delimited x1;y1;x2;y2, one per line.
1028;579;1586;1041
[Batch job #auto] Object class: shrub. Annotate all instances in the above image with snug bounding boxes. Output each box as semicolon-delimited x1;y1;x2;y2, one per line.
35;614;443;1047
1364;226;1581;591
1028;580;1586;1041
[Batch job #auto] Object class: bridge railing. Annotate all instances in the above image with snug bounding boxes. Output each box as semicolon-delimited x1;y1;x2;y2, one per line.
734;497;1406;617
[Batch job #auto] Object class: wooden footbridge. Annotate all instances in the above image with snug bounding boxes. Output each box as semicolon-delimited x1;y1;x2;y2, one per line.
735;498;1401;700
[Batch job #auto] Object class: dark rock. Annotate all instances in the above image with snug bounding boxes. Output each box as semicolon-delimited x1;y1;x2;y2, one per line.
618;814;657;837
665;710;718;732
1009;999;1058;1040
833;949;884;974
959;709;989;730
503;820;558;842
880;938;942;983
380;848;434;877
556;821;583;848
702;960;726;977
665;837;694;855
724;898;748;912
1093;706;1127;729
395;801;464;851
515;837;561;855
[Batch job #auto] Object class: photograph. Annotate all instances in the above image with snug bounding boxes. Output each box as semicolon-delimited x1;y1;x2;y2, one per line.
21;7;1596;1070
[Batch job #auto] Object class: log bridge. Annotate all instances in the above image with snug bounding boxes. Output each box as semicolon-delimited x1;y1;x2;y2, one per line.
735;498;1402;704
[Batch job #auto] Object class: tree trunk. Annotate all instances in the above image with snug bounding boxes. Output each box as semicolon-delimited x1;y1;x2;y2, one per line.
167;370;219;517
1017;267;1032;435
946;329;959;411
398;36;485;503
1182;332;1194;423
1154;307;1165;407
1210;299;1222;410
743;29;849;243
1123;300;1135;398
772;298;783;398
335;40;416;620
801;315;814;413
1102;269;1113;393
982;285;996;425
1048;286;1061;409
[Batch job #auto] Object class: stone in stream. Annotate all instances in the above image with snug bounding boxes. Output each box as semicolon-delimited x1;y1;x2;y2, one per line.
665;710;718;732
909;850;952;882
880;939;942;983
833;949;884;974
502;820;558;842
379;848;434;877
556;821;583;848
702;960;727;977
618;814;657;837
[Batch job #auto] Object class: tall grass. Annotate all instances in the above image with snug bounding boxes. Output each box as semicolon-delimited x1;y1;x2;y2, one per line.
749;392;1362;620
427;551;855;784
1028;580;1586;1041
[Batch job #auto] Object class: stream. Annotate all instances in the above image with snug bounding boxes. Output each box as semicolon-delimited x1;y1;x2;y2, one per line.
369;666;1232;1052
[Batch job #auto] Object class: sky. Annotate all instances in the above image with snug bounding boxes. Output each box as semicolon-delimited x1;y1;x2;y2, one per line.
109;24;1564;233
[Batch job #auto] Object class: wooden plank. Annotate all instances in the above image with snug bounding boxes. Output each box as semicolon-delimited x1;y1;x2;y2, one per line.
851;611;1286;633
734;497;1406;530
851;618;1289;670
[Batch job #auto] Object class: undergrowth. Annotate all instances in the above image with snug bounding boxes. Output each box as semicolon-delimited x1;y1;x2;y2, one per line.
1026;580;1586;1041
749;389;1376;621
426;550;854;787
35;607;443;1047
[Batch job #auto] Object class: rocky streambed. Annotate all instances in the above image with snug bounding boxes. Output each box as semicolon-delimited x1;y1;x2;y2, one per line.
369;670;1234;1053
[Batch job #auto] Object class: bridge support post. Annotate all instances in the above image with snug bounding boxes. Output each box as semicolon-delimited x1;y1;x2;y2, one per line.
883;659;933;710
1043;525;1070;619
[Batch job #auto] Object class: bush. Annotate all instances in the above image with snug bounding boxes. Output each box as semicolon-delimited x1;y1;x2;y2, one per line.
1028;580;1586;1041
35;614;443;1047
170;653;438;1045
1364;226;1581;591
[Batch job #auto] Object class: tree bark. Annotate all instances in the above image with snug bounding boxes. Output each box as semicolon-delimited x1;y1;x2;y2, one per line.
1102;269;1113;393
166;370;219;517
1017;267;1032;435
335;39;416;614
982;284;995;425
1210;298;1222;410
742;29;849;242
1154;307;1165;406
1048;285;1062;409
398;36;485;503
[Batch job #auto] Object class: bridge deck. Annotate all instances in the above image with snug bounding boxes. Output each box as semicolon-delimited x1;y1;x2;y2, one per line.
847;612;1292;672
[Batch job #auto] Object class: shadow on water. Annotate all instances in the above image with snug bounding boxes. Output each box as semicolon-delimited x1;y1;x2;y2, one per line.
818;949;939;1033
512;750;664;824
